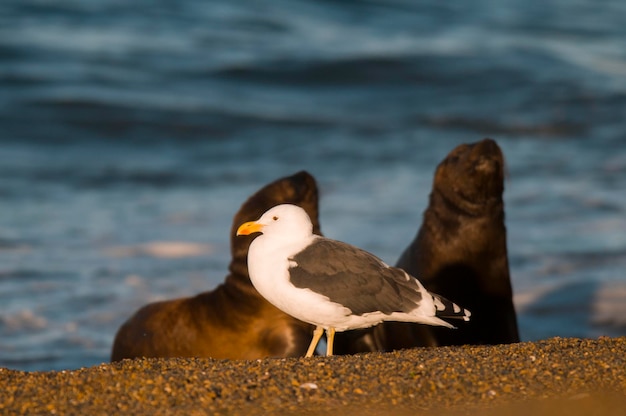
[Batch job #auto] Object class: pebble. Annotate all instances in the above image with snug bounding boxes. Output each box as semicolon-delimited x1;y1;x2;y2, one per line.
1;337;625;415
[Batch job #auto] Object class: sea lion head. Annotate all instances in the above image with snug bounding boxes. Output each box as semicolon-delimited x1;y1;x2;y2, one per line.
229;171;321;278
434;138;505;209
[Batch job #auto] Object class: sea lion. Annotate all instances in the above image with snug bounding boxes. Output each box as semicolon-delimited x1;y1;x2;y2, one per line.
111;171;319;361
334;138;519;354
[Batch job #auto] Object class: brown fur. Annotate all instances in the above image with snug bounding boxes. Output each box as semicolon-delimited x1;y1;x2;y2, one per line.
334;139;519;354
111;171;319;361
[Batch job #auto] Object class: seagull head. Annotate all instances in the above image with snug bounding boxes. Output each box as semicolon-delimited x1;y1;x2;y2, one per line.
236;204;313;239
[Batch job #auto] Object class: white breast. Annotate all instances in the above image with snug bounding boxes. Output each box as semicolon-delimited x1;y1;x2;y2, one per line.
247;234;354;329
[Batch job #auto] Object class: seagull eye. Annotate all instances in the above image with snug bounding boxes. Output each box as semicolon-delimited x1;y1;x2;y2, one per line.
272;216;278;221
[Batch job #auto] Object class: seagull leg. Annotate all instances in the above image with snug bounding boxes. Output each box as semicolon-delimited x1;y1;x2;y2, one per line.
305;326;324;357
325;327;336;356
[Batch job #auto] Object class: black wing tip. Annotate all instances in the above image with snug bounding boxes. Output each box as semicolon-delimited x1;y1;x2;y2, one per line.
433;294;471;321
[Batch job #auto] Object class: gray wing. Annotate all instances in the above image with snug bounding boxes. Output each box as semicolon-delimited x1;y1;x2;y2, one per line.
288;238;423;315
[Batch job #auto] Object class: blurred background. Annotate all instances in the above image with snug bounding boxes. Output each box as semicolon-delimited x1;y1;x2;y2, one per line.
1;0;625;371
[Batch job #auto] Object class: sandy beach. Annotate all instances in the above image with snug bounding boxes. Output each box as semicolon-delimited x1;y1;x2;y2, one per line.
2;337;625;415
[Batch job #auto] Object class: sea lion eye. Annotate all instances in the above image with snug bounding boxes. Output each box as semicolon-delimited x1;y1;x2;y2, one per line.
272;216;278;221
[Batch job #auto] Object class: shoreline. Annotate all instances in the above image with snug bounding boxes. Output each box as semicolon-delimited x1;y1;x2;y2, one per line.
2;337;625;415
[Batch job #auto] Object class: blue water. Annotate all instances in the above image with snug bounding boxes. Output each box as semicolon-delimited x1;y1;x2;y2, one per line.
1;0;626;371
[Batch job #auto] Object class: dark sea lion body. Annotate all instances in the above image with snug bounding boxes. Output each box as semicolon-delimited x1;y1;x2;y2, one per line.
390;138;520;347
111;171;319;361
334;138;519;354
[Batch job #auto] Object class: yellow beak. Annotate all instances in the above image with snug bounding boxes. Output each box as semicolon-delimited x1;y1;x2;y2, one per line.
236;221;264;236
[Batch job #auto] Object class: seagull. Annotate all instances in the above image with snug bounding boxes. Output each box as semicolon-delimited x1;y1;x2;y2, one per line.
236;204;470;357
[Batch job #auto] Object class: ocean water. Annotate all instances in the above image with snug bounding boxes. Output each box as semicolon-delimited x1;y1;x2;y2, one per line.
1;0;625;371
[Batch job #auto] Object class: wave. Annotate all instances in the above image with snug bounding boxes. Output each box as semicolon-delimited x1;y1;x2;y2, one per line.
516;280;626;341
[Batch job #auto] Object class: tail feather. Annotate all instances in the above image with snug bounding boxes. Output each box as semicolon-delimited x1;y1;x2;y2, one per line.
432;293;471;321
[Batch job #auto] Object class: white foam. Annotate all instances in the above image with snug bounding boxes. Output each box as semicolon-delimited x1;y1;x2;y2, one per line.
592;282;626;327
104;241;213;259
0;309;48;331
